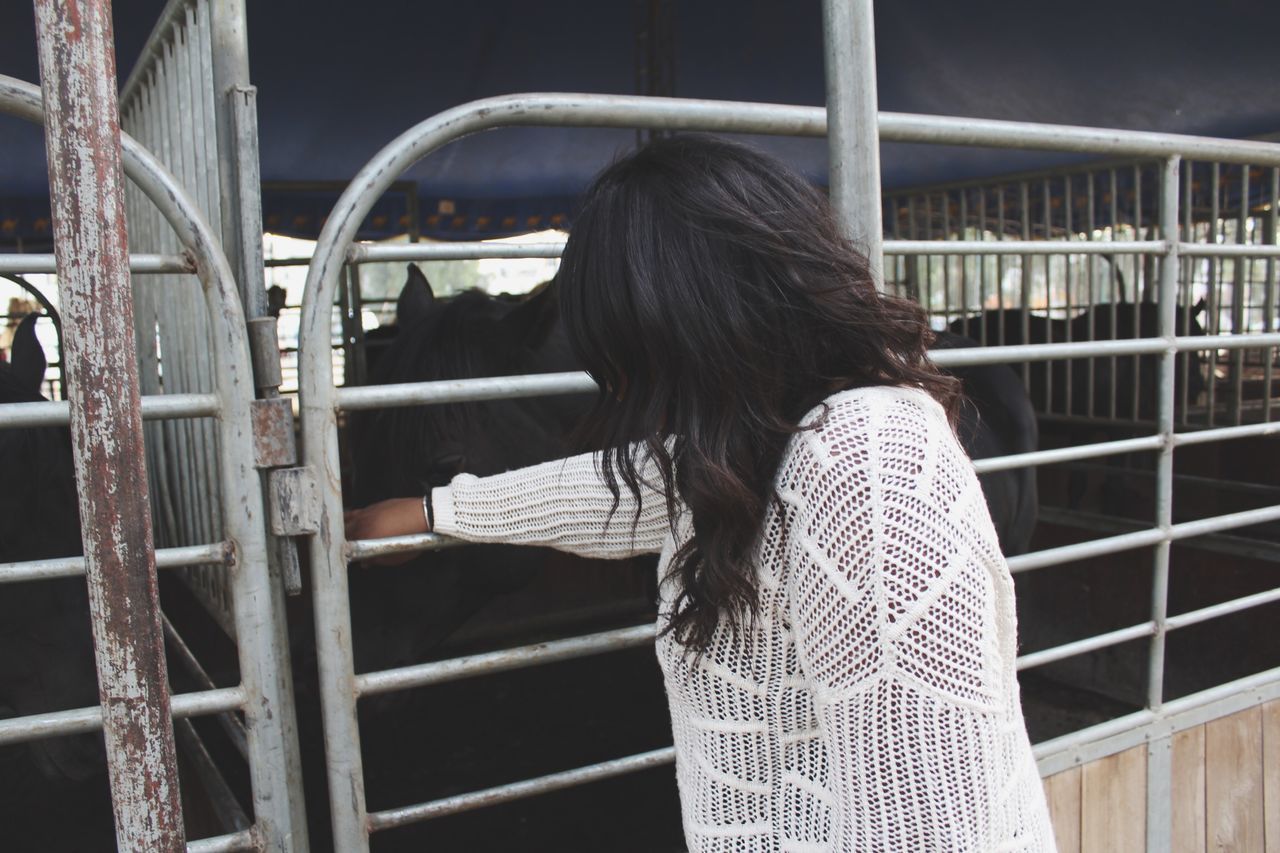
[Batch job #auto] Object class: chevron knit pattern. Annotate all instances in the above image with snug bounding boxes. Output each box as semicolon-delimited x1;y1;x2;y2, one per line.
432;384;1057;852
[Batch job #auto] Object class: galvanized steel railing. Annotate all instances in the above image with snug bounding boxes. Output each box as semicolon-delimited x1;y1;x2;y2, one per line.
0;70;305;852
295;85;1280;849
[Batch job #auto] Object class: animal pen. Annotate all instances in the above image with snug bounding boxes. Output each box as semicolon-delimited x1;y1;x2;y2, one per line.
0;0;1278;851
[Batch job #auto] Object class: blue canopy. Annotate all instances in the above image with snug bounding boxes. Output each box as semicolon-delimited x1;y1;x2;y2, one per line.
2;0;1277;247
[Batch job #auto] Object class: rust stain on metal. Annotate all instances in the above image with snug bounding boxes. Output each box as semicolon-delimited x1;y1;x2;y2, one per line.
33;0;185;849
251;396;296;468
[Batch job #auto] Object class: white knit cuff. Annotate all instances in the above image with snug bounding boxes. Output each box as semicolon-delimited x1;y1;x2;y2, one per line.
430;484;458;535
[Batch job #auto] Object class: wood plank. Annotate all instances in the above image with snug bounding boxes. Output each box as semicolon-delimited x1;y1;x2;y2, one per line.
1264;700;1279;853
1082;745;1147;853
1171;725;1207;853
1205;706;1265;852
1044;766;1082;853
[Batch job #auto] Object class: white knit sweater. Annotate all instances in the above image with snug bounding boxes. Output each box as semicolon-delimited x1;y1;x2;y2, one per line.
432;385;1057;851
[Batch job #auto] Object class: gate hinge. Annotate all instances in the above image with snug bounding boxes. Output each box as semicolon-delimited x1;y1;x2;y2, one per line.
251;397;296;469
267;466;321;536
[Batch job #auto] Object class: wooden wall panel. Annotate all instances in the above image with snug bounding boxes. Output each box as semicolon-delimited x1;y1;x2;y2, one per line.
1044;766;1082;853
1263;700;1278;853
1081;745;1147;852
1205;706;1264;852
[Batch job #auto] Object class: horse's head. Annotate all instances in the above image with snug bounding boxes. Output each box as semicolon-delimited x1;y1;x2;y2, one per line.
349;265;581;507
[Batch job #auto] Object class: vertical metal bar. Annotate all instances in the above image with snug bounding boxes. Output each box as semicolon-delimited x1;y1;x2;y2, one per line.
1042;178;1054;412
1065;174;1074;415
1146;734;1174;853
997;185;1006;344
821;0;883;279
943;192;953;322
1109;168;1120;419
1146;155;1181;716
1020;180;1031;391
1179;162;1193;424
923;193;934;319
209;0;251;280
978;187;988;340
959;189;970;333
348;264;368;385
1087;170;1097;418
1266;167;1277;422
1207;163;1221;426
32;1;185;848
1231;165;1249;425
1133;165;1144;421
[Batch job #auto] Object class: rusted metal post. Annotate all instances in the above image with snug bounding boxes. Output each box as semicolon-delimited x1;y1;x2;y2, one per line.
32;1;185;849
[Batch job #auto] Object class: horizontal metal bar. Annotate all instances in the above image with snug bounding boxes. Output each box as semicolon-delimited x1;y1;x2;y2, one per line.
0;686;244;746
186;828;258;853
1010;503;1280;574
0;252;193;275
1168;504;1280;542
886;239;1164;256
345;531;464;561
0;391;218;429
355;623;655;697
335;371;596;412
1178;242;1280;258
348;241;566;264
1034;667;1280;770
879;111;1280;165
367;746;676;831
1016;622;1156;671
1171;420;1280;447
1040;506;1280;564
971;435;1163;474
1008;528;1167;574
0;541;228;584
1166;586;1280;632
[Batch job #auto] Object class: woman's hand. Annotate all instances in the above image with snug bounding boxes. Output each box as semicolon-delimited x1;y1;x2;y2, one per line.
343;497;430;554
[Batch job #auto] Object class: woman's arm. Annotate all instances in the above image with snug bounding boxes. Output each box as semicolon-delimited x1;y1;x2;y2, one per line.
346;447;671;560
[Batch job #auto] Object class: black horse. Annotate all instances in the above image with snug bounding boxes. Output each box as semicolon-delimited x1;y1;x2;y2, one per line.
0;314;101;786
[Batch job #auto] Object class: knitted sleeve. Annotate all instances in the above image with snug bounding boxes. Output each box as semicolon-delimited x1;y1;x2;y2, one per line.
430;446;671;559
784;389;1016;850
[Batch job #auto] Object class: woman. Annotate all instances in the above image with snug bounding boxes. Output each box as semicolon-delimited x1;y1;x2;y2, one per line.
345;135;1056;851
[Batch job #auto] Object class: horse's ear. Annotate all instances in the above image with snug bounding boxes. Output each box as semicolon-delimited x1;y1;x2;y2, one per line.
10;314;47;394
398;264;435;327
501;280;559;347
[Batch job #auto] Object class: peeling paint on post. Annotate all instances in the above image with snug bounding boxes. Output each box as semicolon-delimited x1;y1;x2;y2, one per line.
32;0;185;849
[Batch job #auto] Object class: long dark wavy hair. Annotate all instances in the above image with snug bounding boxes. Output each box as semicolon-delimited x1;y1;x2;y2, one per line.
557;134;959;653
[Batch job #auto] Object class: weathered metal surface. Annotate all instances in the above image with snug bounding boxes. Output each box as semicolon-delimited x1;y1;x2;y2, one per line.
247;316;283;391
251;396;295;468
822;0;883;276
32;1;185;848
1;68;307;851
0;685;245;746
268;466;321;536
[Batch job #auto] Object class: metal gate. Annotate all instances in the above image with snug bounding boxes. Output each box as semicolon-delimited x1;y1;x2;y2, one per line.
294;17;1280;853
0;0;304;848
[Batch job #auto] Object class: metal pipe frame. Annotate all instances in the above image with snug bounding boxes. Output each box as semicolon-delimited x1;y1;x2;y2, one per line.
0;685;244;746
295;89;1280;849
0;541;227;584
32;3;184;845
0;252;193;274
186;828;258;853
0;391;218;429
822;0;883;275
0;73;304;852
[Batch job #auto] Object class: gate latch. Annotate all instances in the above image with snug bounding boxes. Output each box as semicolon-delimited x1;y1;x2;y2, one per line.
268;466;321;537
